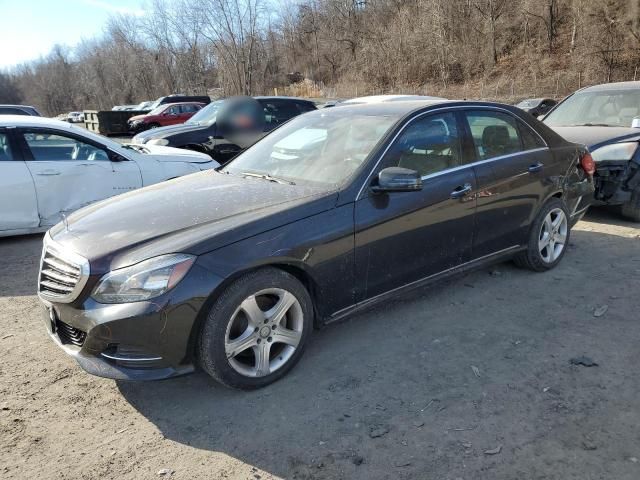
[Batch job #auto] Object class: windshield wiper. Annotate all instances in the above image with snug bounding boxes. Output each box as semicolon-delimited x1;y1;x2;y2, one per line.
240;171;296;185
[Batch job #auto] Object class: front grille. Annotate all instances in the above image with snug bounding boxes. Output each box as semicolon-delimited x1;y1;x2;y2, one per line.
38;236;89;303
56;320;87;347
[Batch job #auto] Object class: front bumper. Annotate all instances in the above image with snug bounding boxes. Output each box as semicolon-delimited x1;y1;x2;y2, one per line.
40;262;224;381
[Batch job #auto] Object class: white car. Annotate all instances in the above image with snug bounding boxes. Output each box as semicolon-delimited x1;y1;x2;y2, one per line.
67;111;84;123
0;116;219;237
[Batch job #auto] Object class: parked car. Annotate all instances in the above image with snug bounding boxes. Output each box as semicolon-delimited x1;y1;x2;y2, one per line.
127;102;205;132
543;81;640;221
135;101;154;112
132;96;317;163
111;105;139;111
516;98;557;117
0;115;218;237
0;104;41;116
146;95;211;111
38;100;594;389
67;111;84;123
340;94;445;105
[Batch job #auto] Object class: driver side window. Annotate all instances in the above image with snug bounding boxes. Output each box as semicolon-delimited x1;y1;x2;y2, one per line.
383;112;462;177
22;131;108;161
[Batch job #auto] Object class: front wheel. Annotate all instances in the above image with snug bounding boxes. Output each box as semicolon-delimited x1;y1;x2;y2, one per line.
198;268;313;390
514;198;570;272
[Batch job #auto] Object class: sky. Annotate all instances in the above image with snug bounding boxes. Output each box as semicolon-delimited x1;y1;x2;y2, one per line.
0;0;146;69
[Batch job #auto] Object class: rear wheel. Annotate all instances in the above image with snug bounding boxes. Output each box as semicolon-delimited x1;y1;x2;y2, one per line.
621;188;640;222
198;268;313;389
514;198;570;272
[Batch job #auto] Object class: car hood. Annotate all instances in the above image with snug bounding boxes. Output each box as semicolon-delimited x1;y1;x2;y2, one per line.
133;122;208;143
549;126;640;150
128;114;147;122
134;144;213;163
49;171;335;272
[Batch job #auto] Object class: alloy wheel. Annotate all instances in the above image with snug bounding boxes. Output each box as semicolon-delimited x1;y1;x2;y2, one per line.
538;208;568;263
224;288;304;378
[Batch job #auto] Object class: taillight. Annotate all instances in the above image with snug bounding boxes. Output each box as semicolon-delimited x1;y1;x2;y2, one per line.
580;152;596;176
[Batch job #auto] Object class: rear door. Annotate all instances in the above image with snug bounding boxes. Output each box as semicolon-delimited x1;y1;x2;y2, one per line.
0;128;39;231
461;109;550;257
18;128;141;227
354;111;477;300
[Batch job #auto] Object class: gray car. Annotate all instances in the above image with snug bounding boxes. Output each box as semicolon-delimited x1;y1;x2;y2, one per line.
543;81;640;221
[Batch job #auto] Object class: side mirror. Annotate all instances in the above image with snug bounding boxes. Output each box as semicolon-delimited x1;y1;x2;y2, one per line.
371;167;422;193
632;117;640;128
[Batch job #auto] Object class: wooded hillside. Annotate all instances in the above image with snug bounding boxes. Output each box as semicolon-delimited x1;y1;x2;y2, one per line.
2;0;640;115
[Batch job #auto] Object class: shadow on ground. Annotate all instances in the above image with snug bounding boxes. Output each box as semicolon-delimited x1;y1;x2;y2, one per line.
0;234;43;297
117;228;640;479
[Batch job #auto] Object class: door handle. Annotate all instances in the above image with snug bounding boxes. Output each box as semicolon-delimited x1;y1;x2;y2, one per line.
528;162;544;173
36;169;60;176
450;183;472;199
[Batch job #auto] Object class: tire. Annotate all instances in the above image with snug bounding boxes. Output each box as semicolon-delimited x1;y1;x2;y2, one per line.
147;122;161;129
621;188;640;222
514;198;571;272
198;268;313;390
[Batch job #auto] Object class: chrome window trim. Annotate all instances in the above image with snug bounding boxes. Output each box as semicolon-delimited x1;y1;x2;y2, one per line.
38;232;90;303
357;104;549;200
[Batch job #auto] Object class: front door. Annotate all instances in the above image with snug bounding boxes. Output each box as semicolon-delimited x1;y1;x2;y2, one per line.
0;129;39;231
354;111;477;301
18;128;141;227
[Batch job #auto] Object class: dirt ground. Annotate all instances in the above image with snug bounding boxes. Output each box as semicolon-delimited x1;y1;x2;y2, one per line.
1;208;639;480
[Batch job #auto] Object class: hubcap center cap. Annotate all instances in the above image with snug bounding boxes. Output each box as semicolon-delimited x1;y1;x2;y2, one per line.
259;326;271;338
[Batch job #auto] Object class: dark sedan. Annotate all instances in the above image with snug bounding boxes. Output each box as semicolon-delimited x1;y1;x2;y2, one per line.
543;81;640;221
132;96;317;164
38;100;594;389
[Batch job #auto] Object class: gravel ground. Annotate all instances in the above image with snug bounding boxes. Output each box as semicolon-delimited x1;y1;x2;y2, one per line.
1;208;639;480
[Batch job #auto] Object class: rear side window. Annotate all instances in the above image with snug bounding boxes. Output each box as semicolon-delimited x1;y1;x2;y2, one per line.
181;104;200;113
518;122;546;149
464;111;523;160
0;133;14;160
383;112;462;177
0;107;29;115
296;102;316;113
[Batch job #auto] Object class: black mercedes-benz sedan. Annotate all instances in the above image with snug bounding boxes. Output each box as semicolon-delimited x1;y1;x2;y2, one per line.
38;100;595;389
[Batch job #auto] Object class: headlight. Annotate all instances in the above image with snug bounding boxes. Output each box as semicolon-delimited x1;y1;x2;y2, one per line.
147;138;169;146
92;254;195;304
590;142;638;162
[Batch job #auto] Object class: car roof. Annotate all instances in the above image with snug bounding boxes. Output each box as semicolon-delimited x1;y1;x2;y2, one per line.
159;102;205;107
254;96;315;103
341;94;445;104
0;104;37;108
308;99;452;116
579;81;640;93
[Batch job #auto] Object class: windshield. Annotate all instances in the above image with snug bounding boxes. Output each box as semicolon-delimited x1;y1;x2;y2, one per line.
545;90;640;127
223;110;399;187
187;100;224;125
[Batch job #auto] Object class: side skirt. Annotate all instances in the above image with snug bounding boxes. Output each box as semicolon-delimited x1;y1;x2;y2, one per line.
324;245;524;326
